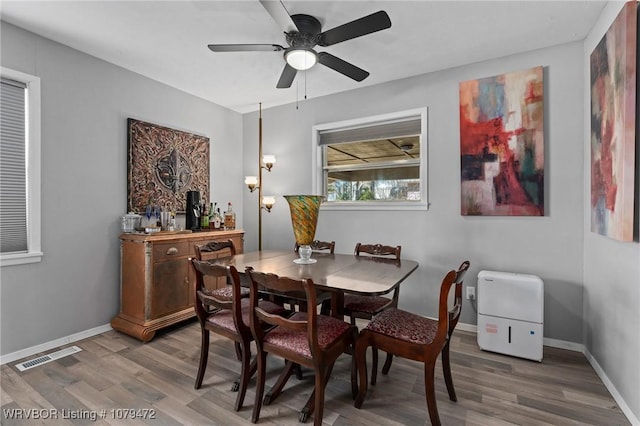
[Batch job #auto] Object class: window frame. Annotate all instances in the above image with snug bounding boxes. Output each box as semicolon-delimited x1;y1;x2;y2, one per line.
312;107;429;211
0;67;42;266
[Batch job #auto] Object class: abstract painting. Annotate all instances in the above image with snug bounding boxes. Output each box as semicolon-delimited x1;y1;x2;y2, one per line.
127;118;209;214
590;1;637;242
459;66;544;216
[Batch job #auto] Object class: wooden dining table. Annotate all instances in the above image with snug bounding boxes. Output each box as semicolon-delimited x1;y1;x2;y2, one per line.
226;249;419;318
220;249;419;421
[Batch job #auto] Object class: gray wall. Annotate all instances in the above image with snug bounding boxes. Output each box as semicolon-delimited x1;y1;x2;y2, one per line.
0;22;244;356
583;2;640;421
243;42;585;343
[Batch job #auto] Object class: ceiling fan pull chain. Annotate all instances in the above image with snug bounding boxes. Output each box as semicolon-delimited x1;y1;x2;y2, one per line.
296;77;299;110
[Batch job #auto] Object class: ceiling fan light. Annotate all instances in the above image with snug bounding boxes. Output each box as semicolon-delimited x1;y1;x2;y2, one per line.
285;49;317;70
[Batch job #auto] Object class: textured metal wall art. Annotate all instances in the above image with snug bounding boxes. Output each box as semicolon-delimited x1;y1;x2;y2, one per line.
127;118;209;213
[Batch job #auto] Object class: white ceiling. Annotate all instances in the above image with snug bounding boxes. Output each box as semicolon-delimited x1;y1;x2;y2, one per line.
1;1;607;114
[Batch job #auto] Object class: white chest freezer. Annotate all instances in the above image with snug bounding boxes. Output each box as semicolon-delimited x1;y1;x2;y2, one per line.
477;270;544;362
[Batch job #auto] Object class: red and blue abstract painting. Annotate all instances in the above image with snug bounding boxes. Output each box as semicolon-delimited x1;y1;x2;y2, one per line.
459;66;544;216
590;1;637;242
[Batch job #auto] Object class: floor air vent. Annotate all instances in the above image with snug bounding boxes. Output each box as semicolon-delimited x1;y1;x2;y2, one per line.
15;346;82;372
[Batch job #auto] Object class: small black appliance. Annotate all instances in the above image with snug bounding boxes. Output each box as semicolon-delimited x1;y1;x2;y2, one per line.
185;190;200;231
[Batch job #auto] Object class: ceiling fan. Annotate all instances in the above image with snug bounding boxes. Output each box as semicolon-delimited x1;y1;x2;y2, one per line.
208;0;392;88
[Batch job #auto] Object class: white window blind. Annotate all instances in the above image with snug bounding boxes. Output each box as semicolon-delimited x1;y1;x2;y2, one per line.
318;117;421;145
0;78;28;253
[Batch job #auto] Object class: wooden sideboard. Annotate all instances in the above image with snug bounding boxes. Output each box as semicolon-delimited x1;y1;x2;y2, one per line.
111;229;244;342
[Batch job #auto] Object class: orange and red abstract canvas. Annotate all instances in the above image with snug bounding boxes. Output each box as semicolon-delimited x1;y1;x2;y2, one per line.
590;1;637;242
459;66;544;216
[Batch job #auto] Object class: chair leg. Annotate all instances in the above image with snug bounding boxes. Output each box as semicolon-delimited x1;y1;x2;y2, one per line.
370;347;379;385
264;360;296;405
441;340;457;402
251;351;268;423
194;329;209;389
301;362;335;424
294;363;304;380
381;352;394;375
354;333;370;409
234;342;242;361
320;299;331;316
234;341;252;411
311;367;329;426
234;352;258;392
424;359;441;426
350;335;358;399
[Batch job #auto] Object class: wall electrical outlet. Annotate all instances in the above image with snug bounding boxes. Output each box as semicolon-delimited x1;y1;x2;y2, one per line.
466;286;475;300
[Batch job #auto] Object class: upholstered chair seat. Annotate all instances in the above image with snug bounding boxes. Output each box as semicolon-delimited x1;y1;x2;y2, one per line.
343;294;392;315
203;285;249;300
364;308;439;344
262;312;353;359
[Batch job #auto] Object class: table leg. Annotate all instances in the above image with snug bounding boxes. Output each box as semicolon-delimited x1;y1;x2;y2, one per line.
331;291;344;320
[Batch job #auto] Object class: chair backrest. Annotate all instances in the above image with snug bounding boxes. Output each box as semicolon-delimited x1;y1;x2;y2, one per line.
436;261;470;342
295;240;335;254
191;259;246;331
194;240;236;290
195;239;236;261
246;268;322;354
354;243;401;260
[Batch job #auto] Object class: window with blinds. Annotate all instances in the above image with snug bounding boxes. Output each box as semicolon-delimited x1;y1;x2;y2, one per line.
0;78;28;254
313;108;428;209
0;67;42;266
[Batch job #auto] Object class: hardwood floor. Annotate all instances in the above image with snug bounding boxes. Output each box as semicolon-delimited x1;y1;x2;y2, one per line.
1;319;629;425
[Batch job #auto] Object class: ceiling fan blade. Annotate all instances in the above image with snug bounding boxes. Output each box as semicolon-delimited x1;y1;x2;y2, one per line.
318;52;369;82
259;0;299;32
208;44;284;52
318;10;391;47
276;64;297;88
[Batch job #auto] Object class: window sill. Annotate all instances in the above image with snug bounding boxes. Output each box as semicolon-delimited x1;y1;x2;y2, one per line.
321;201;429;211
1;251;44;267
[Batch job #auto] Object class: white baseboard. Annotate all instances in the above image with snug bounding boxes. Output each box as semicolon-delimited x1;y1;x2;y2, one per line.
0;324;112;366
542;336;583;352
584;349;640;426
456;322;478;334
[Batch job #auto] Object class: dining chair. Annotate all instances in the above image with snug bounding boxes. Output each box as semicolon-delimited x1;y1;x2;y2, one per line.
343;242;401;384
190;258;288;412
354;261;470;426
294;240;336;254
246;267;358;426
194;240;248;363
194;240;249;299
291;240;335;315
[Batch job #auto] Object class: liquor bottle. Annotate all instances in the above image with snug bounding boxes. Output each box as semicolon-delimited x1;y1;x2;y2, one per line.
169;210;176;231
216;207;224;229
200;203;209;229
208;202;215;229
224;202;236;230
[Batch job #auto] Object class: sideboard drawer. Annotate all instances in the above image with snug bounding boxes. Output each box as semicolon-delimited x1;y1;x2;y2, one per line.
153;242;189;261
